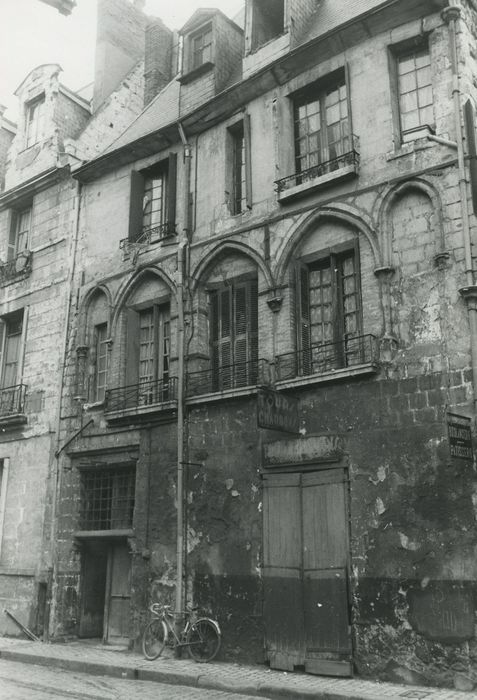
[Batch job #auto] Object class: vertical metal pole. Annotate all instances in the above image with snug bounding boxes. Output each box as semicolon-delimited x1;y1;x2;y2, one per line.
175;124;192;624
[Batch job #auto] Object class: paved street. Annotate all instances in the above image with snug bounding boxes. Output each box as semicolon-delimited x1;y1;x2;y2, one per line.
0;659;266;700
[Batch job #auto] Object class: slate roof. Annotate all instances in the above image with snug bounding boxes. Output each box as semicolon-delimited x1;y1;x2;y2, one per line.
91;0;419;161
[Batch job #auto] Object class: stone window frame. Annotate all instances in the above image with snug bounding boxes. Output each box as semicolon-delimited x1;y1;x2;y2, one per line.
388;35;435;146
226;114;252;215
8;203;32;261
0;458;9;559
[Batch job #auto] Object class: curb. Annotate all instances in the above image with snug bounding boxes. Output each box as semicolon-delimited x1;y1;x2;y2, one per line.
0;647;372;700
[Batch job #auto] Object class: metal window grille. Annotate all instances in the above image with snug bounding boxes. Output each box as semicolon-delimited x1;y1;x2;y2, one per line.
80;468;135;531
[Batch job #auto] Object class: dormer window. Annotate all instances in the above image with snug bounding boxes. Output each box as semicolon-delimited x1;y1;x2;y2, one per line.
250;0;284;50
191;24;212;70
25;95;45;148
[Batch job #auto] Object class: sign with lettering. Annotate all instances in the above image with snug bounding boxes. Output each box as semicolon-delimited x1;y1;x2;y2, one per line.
257;388;299;434
263;434;344;467
447;412;473;461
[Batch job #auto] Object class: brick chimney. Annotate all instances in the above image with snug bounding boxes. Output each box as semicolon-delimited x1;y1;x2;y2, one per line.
144;19;174;107
93;0;146;112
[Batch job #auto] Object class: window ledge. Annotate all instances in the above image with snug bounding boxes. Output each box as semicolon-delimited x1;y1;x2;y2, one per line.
74;529;134;539
277;163;358;203
104;400;177;424
386;130;435;161
178;61;214;84
275;362;379;390
186;385;259;406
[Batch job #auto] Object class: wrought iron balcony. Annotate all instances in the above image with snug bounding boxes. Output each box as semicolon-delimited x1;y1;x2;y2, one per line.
0;384;27;418
0;252;32;285
275;136;360;200
119;223;176;260
275;334;379;382
105;376;177;413
187;358;269;397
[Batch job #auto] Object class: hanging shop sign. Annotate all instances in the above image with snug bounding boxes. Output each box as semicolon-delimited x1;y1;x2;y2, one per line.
257;387;299;434
447;412;473;461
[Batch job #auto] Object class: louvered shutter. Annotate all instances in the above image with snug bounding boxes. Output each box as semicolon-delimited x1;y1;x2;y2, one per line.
167;152;177;232
234;284;248;387
296;263;311;375
210;290;220;392
219;288;232;389
128;170;145;242
244;113;252;210
0;320;5;388
249;279;259;383
125;308;140;387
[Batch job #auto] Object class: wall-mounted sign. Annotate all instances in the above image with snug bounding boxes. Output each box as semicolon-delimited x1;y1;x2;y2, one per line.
447;412;473;461
257;387;299;434
263;434;344;467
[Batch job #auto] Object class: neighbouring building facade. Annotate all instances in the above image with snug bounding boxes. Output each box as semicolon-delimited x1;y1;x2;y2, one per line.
4;0;477;692
0;0;146;640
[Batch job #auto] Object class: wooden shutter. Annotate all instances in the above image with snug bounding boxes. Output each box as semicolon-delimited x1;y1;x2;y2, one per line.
210;288;232;390
344;62;353;143
125;308;140;386
465;100;477;216
244;113;252;209
234;283;248;387
7;211;17;261
0;320;5;387
128;170;145;242
167;152;177;230
296;263;311;374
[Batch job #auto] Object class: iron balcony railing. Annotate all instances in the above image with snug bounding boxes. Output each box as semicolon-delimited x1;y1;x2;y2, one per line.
275;135;360;194
0;384;27;416
275;334;379;382
105;376;178;413
187;358;269;397
119;222;176;259
0;252;32;285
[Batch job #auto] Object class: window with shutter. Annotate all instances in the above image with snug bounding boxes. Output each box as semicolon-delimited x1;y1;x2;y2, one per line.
228;118;252;216
8;207;32;261
128;155;177;243
297;248;362;375
127;304;170;404
210;279;258;391
1;311;23;388
93;323;109;403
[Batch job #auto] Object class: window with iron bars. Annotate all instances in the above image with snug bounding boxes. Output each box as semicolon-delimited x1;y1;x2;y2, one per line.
79;467;135;531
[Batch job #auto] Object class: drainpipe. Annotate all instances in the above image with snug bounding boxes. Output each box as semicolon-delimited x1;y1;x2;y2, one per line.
175;123;192;619
45;177;83;639
442;6;477;407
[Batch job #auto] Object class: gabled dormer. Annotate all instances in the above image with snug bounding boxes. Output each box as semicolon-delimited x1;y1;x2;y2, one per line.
178;9;243;113
243;0;319;78
5;64;91;189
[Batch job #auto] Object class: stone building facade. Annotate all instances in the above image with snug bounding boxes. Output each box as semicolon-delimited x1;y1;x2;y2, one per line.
0;0;146;638
5;0;477;691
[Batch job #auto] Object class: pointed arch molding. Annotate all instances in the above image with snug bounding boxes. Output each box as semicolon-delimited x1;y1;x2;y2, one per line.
190;240;274;292
112;265;177;332
77;284;113;347
275;204;381;287
376;176;446;266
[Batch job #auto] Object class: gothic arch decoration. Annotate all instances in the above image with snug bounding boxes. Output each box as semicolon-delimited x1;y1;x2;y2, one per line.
275;204;381;288
190;240;273;293
377;176;447;268
77;284;113;347
112;265;177;335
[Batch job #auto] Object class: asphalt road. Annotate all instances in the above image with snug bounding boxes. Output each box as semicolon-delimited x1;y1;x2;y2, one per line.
0;659;263;700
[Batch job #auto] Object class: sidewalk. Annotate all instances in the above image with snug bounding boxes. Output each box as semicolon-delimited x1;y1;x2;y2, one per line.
0;636;472;700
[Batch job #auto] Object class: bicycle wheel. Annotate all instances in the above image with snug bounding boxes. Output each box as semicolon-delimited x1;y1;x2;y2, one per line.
142;619;167;660
186;618;221;663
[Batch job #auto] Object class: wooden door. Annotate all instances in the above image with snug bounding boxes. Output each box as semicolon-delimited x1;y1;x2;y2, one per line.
263;469;351;676
263;473;303;670
104;542;131;644
79;541;108;638
302;469;352;676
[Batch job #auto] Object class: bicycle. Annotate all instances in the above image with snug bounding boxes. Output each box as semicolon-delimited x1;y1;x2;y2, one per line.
142;603;221;663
